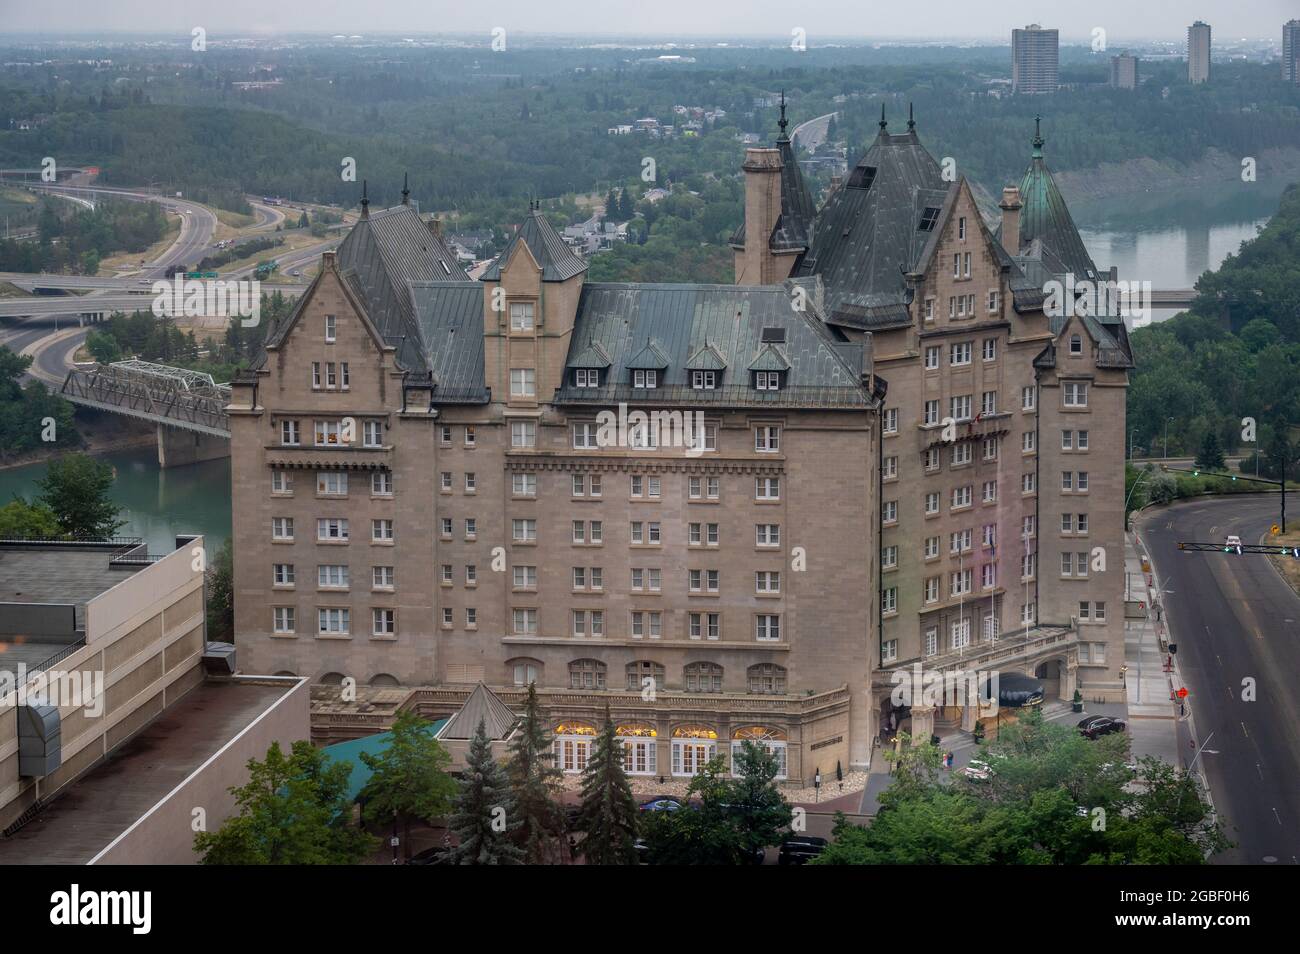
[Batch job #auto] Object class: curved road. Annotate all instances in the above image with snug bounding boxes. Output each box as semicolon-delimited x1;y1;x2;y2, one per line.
1137;495;1300;865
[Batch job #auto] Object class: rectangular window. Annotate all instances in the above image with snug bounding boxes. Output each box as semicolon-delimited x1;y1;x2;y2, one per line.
925;492;940;515
363;420;383;448
755;371;781;391
756;524;780;547
314;420;340;446
511;420;537;448
882;545;898;569
981;391;997;416
510;368;536;397
572;422;598;449
1064;382;1089;408
756;571;781;594
318;608;350;636
882;587;897;614
1022;473;1036;494
512;473;537;496
884;408;899;434
513;518;537;542
1077;472;1089;492
324;314;337;342
1022;386;1036;411
372;609;395;636
512;608;538;635
1077;430;1089;450
317;471;348;496
924;298;934;322
633;369;658;389
883;455;898;479
691;370;717;390
316;518;348;542
373;566;394;589
882;500;898;523
924;346;940;370
755;477;780;501
988;290;1000;313
949;342;972;366
371;471;393;495
509;301;535;331
373;519;394;542
924;536;939;559
983;480;997;503
951;443;971;466
1022;432;1035;453
949;395;971;422
755;615;781;641
270;469;292;494
318;564;349;588
273;607;295;634
575;368;599;388
273;563;295;586
924;400;940;426
513;565;538;589
982;338;997;361
755;425;781;452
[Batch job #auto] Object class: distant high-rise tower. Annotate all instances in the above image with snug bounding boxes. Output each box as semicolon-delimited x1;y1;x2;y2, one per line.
1110;53;1139;90
1284;19;1300;84
1188;21;1211;84
1012;24;1059;94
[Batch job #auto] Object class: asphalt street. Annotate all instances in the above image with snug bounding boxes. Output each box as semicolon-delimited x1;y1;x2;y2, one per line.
1137;494;1300;864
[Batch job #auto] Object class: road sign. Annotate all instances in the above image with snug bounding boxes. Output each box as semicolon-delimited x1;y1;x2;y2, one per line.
1177;687;1189;699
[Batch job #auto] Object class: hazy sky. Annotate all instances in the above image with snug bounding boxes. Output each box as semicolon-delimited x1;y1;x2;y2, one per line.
0;0;1293;43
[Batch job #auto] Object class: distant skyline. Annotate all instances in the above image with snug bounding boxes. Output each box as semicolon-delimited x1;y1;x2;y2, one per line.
0;0;1295;44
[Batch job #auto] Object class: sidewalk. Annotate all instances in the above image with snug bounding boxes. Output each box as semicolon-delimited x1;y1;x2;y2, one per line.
1124;529;1187;768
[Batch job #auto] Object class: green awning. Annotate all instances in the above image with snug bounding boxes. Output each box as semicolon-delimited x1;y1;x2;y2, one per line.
320;719;448;803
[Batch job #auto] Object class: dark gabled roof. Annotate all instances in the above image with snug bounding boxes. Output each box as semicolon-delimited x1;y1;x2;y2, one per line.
685;342;728;371
729;105;817;254
331;203;472;375
554;281;872;409
748;343;792;372
626;338;671;370
570;339;613;368
481;205;587;283
797;122;947;330
996;121;1100;282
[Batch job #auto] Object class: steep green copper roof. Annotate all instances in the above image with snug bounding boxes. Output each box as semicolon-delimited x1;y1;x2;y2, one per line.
1003;118;1100;281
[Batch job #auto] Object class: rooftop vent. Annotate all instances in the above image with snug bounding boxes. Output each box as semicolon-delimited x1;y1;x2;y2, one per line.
761;327;786;344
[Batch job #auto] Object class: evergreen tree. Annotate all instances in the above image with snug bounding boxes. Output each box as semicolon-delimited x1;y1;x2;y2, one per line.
205;538;234;641
36;453;124;538
506;682;565;863
576;708;639;865
359;710;457;861
444;719;523;865
605;188;619;221
1195;431;1226;471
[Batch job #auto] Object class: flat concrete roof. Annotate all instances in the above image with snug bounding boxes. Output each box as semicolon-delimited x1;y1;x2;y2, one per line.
0;679;292;864
0;544;145;633
0;639;79;673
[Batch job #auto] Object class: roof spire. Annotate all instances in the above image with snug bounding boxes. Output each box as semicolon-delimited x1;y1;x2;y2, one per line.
777;89;789;140
401;172;410;205
907;102;915;131
360;179;369;218
1032;115;1044;156
879;102;888;132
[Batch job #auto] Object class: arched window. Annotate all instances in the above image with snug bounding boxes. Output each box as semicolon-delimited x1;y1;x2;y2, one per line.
553;721;597;773
569;658;607;690
625;660;664;692
731;725;789;780
684;661;723;693
671;725;718;777
507;658;542;687
369;673;399;688
616;723;658;776
747;663;787;695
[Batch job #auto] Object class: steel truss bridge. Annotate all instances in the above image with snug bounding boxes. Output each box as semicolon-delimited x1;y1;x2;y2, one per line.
60;360;231;437
1178;541;1300;556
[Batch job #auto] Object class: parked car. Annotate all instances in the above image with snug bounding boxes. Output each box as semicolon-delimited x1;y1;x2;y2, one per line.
960;759;996;781
639;797;683;812
778;835;828;865
1225;534;1242;548
405;845;451;865
1078;716;1127;739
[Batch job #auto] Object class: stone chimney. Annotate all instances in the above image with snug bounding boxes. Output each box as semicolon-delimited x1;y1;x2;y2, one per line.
426;217;443;239
999;186;1023;257
737;147;783;285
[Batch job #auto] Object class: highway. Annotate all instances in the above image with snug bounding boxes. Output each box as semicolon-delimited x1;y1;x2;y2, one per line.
1137;495;1300;865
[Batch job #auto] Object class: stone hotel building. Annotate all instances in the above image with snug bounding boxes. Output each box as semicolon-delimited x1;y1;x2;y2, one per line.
229;106;1131;781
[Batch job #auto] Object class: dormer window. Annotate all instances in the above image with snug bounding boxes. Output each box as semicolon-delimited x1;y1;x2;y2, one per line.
634;369;658;389
918;207;940;232
754;371;782;391
510;302;535;332
1069;334;1083;355
575;368;600;388
692;370;717;390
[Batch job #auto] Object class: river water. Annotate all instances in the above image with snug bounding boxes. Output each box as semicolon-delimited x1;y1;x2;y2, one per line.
0;181;1285;547
0;446;231;554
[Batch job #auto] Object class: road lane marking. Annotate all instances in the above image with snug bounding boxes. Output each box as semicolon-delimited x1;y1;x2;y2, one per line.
1242;721;1250;738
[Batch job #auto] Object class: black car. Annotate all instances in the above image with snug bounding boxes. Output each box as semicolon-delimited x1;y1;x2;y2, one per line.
1078;715;1127;739
406;845;451;865
639;796;683;812
778;835;828;865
